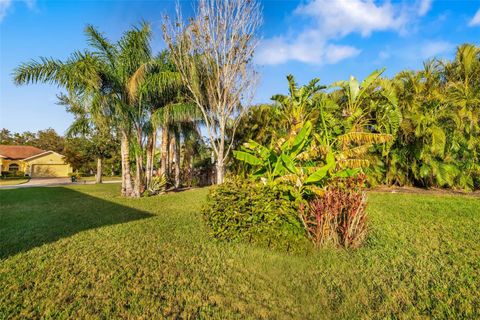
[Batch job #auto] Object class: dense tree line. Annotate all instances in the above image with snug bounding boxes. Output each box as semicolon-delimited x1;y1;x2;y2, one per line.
234;44;480;191
11;0;479;195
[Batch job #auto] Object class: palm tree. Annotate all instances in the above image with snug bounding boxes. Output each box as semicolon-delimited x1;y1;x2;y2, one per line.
57;91;114;184
14;23;182;197
152;102;202;189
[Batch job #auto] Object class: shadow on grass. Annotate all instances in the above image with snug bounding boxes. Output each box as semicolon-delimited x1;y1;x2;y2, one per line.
0;186;153;260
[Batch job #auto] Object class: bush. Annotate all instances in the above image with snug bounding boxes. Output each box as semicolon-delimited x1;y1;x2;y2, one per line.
15;171;25;177
147;174;167;196
1;171;26;178
203;178;307;251
1;171;12;178
299;174;368;248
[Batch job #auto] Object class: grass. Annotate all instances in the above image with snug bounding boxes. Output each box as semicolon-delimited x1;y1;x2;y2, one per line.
1;185;479;319
0;178;29;186
77;175;122;182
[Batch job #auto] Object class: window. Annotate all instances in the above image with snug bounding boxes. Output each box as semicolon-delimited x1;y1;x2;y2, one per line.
8;163;19;172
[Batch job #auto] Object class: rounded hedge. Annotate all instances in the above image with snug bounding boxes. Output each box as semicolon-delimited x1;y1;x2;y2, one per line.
203;178;308;252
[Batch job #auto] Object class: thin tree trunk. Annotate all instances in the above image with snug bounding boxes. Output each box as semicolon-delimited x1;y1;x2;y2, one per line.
133;130;144;198
145;128;156;186
160;125;169;177
169;135;175;179
216;158;224;184
216;130;225;184
134;153;143;197
95;157;103;184
174;130;181;189
120;130;134;197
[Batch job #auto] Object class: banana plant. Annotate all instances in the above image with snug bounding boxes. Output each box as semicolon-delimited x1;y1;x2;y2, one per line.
234;121;358;199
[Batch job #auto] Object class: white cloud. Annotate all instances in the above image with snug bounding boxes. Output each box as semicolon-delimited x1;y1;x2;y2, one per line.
294;0;407;38
0;0;35;22
256;30;360;65
420;40;453;59
418;0;432;17
324;44;361;64
469;9;480;26
0;0;12;21
256;0;416;66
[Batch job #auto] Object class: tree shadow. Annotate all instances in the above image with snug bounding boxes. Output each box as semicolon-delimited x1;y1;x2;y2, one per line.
0;186;153;260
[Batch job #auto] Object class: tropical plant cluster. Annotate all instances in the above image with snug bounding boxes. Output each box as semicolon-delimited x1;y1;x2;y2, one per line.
235;45;480;191
205;45;480;250
212;68;396;249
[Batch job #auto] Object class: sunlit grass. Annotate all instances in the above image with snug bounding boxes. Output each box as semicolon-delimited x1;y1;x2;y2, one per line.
1;184;479;318
0;178;29;186
78;176;122;182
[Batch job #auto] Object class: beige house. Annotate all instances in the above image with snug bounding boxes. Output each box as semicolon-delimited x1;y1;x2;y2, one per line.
0;145;72;178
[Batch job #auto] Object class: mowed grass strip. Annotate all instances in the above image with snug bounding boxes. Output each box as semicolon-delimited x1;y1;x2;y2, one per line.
0;178;29;186
0;184;479;319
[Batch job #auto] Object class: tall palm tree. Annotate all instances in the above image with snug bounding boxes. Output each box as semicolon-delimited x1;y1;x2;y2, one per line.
14;23;181;197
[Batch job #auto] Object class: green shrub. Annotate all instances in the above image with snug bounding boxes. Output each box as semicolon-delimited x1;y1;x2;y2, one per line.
203;177;307;251
147;174;167;196
14;171;25;177
1;171;12;178
1;171;26;178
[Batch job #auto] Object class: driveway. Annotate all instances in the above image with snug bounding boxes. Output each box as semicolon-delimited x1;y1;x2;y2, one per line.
0;178;72;189
0;177;122;189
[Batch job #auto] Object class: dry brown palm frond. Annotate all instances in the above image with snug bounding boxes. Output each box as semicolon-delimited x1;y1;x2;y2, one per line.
127;63;148;102
339;144;372;158
338;132;392;147
337;158;370;169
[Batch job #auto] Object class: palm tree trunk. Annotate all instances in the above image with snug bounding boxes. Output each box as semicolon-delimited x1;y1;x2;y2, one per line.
120;130;134;197
174;130;181;189
95;157;103;184
134;153;143;197
169;135;175;179
133;131;144;198
145;127;156;186
160;125;169;177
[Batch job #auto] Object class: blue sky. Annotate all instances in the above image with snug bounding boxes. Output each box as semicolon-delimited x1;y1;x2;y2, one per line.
1;0;480;134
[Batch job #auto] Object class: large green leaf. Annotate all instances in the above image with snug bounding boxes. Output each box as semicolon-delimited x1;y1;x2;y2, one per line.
359;68;385;100
245;140;271;159
281;153;298;174
334;168;361;178
304;152;335;184
304;165;329;184
272;156;286;177
233;150;262;166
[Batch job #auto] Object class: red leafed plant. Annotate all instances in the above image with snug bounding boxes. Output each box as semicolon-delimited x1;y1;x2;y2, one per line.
299;174;368;248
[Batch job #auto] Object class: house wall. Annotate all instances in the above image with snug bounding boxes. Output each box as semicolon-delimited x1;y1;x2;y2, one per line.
26;153;72;176
0;159;28;172
0;153;72;177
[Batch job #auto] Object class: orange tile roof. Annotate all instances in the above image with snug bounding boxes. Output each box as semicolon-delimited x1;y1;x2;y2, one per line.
0;145;47;160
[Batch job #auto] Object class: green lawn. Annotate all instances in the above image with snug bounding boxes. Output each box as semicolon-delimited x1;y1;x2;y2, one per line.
1;185;479;319
77;175;122;182
0;178;29;186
